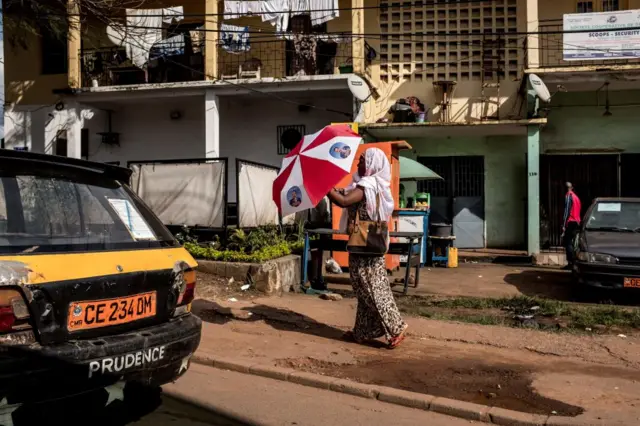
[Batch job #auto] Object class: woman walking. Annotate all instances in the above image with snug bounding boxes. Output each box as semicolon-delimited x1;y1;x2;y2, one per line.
327;148;408;349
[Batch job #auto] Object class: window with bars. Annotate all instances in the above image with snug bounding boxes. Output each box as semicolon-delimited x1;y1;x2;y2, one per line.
602;0;620;11
576;0;624;12
577;1;594;12
277;125;306;155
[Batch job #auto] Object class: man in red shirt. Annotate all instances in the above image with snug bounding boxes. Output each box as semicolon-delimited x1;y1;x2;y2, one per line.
562;182;582;269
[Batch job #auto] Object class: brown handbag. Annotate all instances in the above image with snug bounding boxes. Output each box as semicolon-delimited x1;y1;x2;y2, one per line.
347;194;389;256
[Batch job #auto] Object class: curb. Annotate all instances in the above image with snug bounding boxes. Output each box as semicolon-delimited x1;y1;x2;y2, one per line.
191;354;576;426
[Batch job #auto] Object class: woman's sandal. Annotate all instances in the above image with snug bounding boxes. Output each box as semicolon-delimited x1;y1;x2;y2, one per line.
388;325;408;349
343;330;364;344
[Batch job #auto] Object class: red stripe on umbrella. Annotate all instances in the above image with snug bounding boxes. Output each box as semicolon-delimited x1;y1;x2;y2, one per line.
299;155;348;202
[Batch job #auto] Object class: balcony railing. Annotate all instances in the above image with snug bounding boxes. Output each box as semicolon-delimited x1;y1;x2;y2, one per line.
217;37;353;80
538;19;640;68
80;45;205;88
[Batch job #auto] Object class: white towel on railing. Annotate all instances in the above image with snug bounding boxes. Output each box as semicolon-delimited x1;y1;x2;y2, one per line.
261;0;290;33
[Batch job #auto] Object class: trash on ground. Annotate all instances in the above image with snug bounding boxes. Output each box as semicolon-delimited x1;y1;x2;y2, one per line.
618;334;627;338
228;297;238;302
241;284;250;291
325;258;342;274
320;293;343;301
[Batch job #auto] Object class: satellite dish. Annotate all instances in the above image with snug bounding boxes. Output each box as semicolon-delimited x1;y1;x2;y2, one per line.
347;75;372;102
529;74;551;103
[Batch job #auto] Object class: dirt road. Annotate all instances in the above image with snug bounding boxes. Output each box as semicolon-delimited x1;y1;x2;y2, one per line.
192;295;640;425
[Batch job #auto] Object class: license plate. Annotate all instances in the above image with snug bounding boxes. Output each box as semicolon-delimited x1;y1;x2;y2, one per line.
623;278;640;288
68;292;157;332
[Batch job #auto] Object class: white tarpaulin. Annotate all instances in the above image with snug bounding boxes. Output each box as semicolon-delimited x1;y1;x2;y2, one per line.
130;162;226;228
237;161;279;228
563;10;640;61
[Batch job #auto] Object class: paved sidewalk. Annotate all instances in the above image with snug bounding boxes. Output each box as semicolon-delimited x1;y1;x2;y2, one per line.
191;294;640;425
165;364;476;426
325;263;574;300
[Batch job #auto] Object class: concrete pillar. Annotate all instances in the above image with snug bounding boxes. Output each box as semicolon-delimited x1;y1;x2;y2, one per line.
351;0;365;74
66;104;83;158
30;109;46;153
527;125;540;255
204;0;219;80
67;0;81;88
526;0;539;69
205;90;220;157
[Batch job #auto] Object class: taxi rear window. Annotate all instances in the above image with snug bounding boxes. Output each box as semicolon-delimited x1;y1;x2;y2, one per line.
0;170;176;254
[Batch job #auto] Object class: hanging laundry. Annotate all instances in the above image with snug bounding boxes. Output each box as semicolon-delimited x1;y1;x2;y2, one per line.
261;0;290;33
290;0;311;16
107;9;163;69
310;0;339;26
150;33;185;60
163;6;184;24
220;24;250;53
292;33;317;76
190;27;205;54
224;1;261;19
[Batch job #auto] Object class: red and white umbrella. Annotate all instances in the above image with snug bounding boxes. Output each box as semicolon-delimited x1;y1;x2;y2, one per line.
273;124;362;217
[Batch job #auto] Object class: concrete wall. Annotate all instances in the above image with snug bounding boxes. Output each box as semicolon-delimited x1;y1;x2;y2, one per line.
4;97;206;162
219;90;353;201
542;90;640;153
403;135;527;249
4;89;352;202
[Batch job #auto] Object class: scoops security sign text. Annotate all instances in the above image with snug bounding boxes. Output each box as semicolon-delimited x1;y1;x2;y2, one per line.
563;9;640;61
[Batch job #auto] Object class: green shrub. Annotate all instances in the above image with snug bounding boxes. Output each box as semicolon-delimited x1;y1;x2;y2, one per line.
185;241;294;263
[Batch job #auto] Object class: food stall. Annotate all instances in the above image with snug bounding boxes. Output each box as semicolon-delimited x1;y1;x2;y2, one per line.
395;157;443;267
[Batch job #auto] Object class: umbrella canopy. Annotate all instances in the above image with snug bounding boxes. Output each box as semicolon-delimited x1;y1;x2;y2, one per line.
399;156;443;181
273;124;362;217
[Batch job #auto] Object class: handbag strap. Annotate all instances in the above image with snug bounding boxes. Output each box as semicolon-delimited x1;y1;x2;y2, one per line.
352;191;383;227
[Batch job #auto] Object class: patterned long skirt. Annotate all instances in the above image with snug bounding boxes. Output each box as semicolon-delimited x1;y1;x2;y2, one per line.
349;254;407;342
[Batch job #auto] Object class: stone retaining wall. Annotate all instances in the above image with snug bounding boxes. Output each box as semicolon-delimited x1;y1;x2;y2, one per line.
196;255;301;295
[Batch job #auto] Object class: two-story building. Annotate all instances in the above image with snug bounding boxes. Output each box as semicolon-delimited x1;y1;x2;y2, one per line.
6;0;639;256
356;0;640;258
3;0;356;206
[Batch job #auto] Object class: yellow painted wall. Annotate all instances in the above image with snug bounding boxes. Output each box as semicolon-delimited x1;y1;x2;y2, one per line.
4;31;68;105
362;0;526;123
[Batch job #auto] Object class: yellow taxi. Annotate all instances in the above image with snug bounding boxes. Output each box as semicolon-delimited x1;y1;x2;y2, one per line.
0;150;201;420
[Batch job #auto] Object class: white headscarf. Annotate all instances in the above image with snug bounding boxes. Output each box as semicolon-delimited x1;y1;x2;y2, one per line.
339;148;395;231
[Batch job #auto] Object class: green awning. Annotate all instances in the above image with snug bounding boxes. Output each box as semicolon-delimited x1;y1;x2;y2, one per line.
399;156;443;181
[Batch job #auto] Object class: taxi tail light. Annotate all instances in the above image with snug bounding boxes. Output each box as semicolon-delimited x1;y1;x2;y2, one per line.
177;270;196;306
0;289;29;333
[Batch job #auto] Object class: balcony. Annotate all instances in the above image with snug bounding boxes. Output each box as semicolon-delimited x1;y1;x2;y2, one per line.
537;19;640;70
216;36;353;81
80;26;206;88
